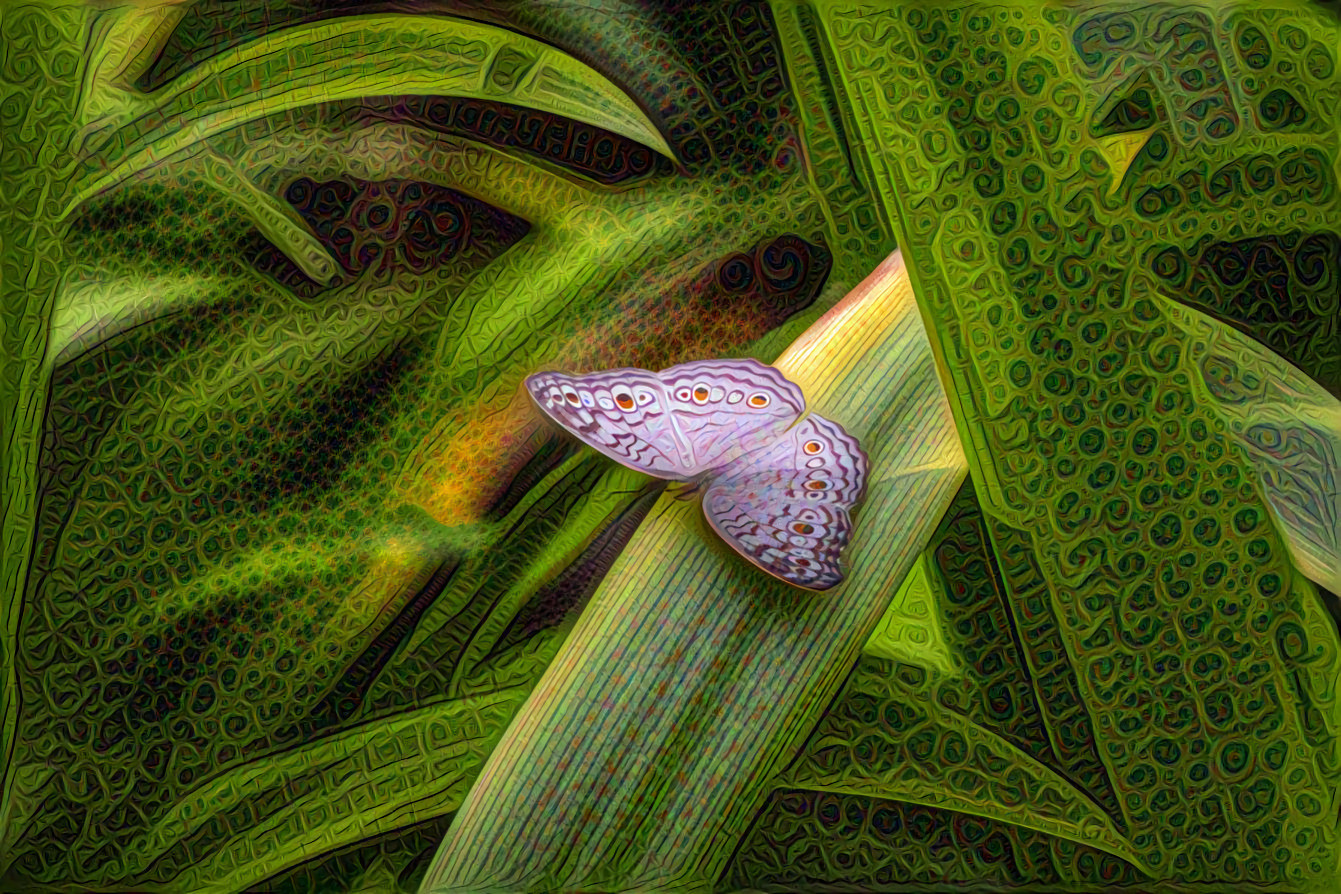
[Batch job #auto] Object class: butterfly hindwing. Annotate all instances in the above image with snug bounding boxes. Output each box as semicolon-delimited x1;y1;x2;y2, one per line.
656;358;806;471
525;368;696;478
702;414;868;590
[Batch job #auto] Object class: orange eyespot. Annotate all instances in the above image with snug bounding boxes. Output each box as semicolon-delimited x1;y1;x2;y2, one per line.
747;393;769;408
803;480;828;491
693;385;709;401
803;440;823;455
565;391;581;406
792;522;815;534
615;393;634;410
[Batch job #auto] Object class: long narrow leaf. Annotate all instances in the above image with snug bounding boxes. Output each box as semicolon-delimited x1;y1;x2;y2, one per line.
63;13;673;217
419;250;969;892
0;1;92;864
778;657;1151;875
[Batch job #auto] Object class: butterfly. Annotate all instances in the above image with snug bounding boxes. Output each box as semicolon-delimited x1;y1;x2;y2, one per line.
525;358;868;590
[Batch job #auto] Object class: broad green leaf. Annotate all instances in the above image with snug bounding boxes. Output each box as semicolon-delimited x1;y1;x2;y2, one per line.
808;0;1341;886
419;250;970;892
1161;293;1341;596
19;0;1340;890
86;687;523;894
77;0;188;125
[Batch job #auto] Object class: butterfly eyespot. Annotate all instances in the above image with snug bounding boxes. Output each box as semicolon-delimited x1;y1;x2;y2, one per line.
747;393;771;408
726;391;744;404
675;387;692;402
804;440;824;455
563;388;582;406
614;392;635;410
636;390;654;405
792;522;815;535
804;480;828;491
793;557;813;567
692;385;710;403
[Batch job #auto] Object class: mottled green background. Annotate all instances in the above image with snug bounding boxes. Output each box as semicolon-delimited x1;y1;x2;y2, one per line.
2;1;1339;892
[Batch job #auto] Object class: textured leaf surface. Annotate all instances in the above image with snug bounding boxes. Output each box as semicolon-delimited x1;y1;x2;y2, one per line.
419;250;969;892
1162;294;1341;596
0;1;90;864
774;655;1150;878
804;0;1341;886
10;1;1341;891
3;2;865;890
65;12;673;215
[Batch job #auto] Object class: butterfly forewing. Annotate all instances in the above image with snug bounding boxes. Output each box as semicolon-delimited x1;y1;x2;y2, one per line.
526;368;697;478
702;414;868;590
657;358;806;471
526;359;806;480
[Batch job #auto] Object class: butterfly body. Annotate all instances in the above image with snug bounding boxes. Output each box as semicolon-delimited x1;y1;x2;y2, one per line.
526;358;867;590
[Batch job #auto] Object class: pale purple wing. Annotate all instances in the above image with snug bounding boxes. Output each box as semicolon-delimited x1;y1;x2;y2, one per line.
525;368;697;479
702;414;868;590
656;358;806;472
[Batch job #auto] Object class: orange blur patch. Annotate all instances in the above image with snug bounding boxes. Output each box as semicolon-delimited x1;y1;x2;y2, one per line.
792;522;815;534
402;394;540;523
804;480;827;491
547;258;803;382
804;440;823;454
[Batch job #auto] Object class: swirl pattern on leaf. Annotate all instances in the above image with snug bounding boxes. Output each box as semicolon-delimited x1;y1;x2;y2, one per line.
814;1;1341;886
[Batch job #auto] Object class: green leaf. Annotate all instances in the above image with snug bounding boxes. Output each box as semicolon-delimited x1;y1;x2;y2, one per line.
63;12;674;218
861;552;960;675
778;656;1152;877
810;0;1341;886
1160;292;1341;596
0;0;93;864
24;687;526;894
7;3;851;889
418;250;970;892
